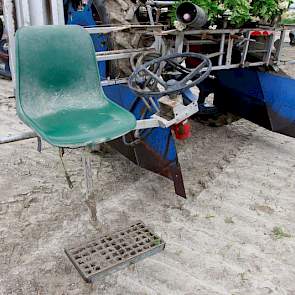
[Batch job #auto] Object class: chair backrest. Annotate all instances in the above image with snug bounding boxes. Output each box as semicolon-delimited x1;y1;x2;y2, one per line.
16;25;106;121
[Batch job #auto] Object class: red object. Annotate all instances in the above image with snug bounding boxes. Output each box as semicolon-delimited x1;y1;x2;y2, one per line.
251;31;262;36
251;31;271;36
186;45;202;68
172;121;191;140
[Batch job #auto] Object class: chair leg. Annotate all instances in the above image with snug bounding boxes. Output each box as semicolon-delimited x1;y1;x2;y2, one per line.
59;148;73;189
82;149;98;223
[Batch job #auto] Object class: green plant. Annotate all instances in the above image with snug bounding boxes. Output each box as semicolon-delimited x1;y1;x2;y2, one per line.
224;216;234;224
281;17;295;24
272;226;291;239
224;0;251;26
171;0;292;27
251;0;280;22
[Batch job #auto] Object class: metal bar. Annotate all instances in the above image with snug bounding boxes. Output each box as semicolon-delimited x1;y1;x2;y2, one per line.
14;0;23;27
274;29;286;63
146;4;163;52
101;78;128;87
241;31;251;66
148;96;160;113
103;61;265;87
96;48;155;61
28;0;49;25
135;118;160;130
59;148;73;189
218;32;226;66
202;62;265;72
225;34;233;65
162;28;278;36
0;131;37;144
264;32;275;66
148;0;175;6
147;5;155;26
14;0;31;27
184;40;216;45
96;47;154;56
50;0;65;25
175;32;184;54
85;24;163;35
82;150;98;223
248;50;268;53
207;52;224;58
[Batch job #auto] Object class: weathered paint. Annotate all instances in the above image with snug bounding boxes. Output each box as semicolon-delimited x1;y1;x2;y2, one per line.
66;3;107;79
214;68;295;138
103;84;186;198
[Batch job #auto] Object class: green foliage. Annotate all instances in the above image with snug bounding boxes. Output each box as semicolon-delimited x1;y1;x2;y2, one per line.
251;0;279;22
171;0;292;27
281;17;295;24
272;226;291;239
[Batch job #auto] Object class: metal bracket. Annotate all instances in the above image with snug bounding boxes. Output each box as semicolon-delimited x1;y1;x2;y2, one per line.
153;99;199;128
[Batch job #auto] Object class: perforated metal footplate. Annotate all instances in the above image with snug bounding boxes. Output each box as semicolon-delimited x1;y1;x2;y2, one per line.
65;221;165;282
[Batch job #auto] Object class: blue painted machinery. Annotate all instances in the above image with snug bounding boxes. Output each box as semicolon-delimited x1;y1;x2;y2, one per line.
103;84;186;197
60;0;197;197
214;68;295;138
3;1;295;200
64;0;108;78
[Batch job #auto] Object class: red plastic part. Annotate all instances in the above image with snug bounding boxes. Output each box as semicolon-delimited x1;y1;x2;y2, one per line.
172;121;191;140
251;31;271;37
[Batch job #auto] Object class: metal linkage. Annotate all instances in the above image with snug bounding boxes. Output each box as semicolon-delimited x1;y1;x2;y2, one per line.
95;47;156;62
65;221;165;283
165;27;283;70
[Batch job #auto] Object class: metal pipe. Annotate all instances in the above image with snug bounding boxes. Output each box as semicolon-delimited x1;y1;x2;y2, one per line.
264;32;275;66
218;20;227;66
162;28;278;36
241;31;251;66
218;32;226;66
49;0;65;25
96;47;155;61
0;131;37;144
147;1;175;6
274;29;286;63
225;34;233;65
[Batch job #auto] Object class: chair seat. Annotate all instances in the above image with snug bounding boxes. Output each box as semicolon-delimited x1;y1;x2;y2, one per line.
15;25;136;148
29;101;136;147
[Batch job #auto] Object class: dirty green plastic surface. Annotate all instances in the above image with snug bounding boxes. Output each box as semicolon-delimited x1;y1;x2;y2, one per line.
15;25;136;148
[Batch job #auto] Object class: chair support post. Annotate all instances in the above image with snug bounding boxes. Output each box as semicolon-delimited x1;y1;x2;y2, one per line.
82;149;98;223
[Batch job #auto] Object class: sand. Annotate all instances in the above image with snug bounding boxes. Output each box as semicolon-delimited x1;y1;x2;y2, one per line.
1;48;295;294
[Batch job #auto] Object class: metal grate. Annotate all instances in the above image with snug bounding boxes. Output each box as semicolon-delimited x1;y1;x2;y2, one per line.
65;221;165;282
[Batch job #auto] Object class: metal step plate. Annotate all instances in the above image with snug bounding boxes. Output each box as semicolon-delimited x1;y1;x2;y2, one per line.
65;221;165;282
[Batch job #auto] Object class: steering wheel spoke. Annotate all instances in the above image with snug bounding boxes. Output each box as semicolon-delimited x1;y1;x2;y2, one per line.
180;60;207;84
166;59;191;75
143;68;168;89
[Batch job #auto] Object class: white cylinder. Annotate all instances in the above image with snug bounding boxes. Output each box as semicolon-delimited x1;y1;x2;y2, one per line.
28;0;49;25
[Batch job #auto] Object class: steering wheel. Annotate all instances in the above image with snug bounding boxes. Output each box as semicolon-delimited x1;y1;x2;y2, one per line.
128;52;212;98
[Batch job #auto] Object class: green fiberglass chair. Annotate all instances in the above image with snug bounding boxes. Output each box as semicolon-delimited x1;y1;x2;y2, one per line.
15;25;136;148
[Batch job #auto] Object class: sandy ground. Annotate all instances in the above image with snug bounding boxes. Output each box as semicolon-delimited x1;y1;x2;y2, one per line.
1;46;295;295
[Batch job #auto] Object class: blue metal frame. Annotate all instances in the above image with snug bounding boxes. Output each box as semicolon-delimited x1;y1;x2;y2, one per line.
214;68;295;138
103;84;186;198
66;1;108;79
